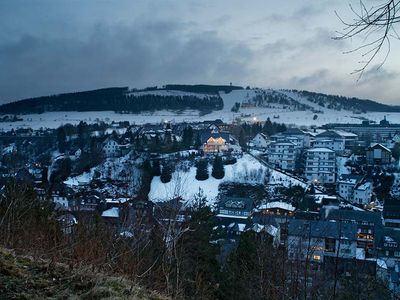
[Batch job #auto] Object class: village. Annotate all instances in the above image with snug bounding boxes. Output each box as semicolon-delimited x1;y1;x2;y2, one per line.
1;114;400;296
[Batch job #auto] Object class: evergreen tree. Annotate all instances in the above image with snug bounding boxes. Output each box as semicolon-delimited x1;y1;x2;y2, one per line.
152;159;161;176
239;128;246;149
195;133;202;148
56;126;67;153
77;121;87;149
195;159;209;181
182;126;194;148
178;200;219;299
41;167;48;186
143;159;153;175
211;155;225;179
160;164;172;183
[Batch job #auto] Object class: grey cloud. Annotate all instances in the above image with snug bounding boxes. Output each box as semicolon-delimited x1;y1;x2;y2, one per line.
0;21;254;103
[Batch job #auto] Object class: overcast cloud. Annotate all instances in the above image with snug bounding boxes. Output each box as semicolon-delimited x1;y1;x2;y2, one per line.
0;0;399;104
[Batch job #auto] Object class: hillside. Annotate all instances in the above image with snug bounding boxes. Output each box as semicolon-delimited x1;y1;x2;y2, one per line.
0;247;167;300
1;85;399;116
0;86;225;115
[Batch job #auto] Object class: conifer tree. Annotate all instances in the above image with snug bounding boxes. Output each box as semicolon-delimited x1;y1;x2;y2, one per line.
56;126;67;153
211;155;225;179
160;164;172;183
152;159;161;176
182;126;194;148
195;159;209;181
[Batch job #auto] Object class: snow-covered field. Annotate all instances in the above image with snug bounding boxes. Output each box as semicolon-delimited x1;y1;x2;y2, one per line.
149;154;306;205
1;89;400;130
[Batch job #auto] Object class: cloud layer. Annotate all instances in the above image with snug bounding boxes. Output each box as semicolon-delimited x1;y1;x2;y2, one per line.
0;0;399;104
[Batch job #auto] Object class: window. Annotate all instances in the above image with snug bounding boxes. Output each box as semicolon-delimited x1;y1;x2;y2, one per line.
313;255;321;261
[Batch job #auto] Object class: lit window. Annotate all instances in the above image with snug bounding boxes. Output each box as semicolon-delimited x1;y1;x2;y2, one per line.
313;255;321;261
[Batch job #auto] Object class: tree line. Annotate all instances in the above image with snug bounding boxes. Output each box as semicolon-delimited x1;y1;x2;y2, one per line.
0;87;224;114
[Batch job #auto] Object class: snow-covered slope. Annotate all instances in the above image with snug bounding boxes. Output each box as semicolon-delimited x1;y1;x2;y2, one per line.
149;154;306;205
1;87;400;130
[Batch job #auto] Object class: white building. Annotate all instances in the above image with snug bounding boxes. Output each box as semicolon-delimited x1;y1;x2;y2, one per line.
248;133;269;149
267;141;296;171
311;139;345;153
337;174;364;201
353;182;373;205
288;219;358;263
337;174;372;205
305;147;336;184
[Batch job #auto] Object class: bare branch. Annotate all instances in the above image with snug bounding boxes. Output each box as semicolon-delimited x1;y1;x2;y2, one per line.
334;0;400;77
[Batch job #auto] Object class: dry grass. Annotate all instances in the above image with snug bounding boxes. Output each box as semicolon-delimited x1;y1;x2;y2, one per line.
0;247;168;300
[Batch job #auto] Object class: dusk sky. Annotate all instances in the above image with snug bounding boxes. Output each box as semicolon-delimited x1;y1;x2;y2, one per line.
1;0;399;104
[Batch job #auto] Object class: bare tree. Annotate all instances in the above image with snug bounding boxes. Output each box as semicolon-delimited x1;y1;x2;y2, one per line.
334;0;400;77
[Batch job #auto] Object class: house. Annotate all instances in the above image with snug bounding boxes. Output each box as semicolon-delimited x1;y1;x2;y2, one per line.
267;141;296;171
78;194;105;212
131;199;154;226
336;174;364;201
57;213;77;234
103;138;121;158
383;198;400;230
51;184;74;211
366;143;392;165
204;136;228;154
353;181;373;205
252;213;282;246
256;201;295;221
217;196;254;221
288;219;358;263
199;126;232;154
248;133;269;149
305;148;336;184
101;207;121;228
376;229;400;266
322;209;381;256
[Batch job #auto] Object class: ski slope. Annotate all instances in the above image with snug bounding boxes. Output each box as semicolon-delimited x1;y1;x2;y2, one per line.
1;88;400;130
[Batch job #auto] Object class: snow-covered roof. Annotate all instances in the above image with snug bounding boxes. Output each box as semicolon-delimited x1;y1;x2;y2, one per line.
307;147;335;153
356;248;365;260
333;130;358;138
258;201;295;212
355;182;372;191
101;207;119;218
106;198;129;204
369;143;391;152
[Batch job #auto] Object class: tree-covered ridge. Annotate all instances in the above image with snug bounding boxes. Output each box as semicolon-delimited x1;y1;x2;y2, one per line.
253;89;315;111
290;89;400;113
164;84;243;94
0;86;224;114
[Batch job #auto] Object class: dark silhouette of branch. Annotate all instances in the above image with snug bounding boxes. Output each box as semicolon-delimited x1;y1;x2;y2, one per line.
334;0;400;79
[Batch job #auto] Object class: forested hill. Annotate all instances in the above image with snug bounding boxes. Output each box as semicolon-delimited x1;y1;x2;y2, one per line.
1;84;399;115
289;90;400;113
0;86;226;114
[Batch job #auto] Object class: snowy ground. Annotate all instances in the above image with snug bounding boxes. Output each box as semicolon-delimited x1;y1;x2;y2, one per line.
1;89;400;130
149;154;306;205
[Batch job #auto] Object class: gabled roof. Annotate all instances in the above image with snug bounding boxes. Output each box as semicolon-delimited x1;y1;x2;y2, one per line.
102;207;119;218
368;143;391;153
258;201;295;212
282;127;305;136
316;130;342;139
337;174;364;185
307;147;335;153
219;196;254;212
323;208;381;224
288;219;357;240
